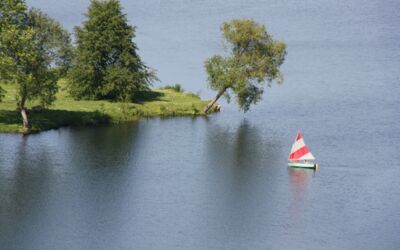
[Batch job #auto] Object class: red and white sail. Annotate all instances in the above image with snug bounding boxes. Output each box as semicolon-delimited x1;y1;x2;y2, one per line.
288;132;315;161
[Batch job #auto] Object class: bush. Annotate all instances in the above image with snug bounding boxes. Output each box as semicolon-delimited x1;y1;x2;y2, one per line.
161;84;183;92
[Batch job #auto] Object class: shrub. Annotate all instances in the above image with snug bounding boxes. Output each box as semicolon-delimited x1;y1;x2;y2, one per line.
161;84;183;92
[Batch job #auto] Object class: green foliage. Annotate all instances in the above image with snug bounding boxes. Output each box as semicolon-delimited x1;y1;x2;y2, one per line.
0;1;72;108
28;8;73;77
205;19;287;111
161;84;184;92
68;0;156;101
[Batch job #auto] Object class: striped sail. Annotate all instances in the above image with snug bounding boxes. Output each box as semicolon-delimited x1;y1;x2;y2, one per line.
289;132;315;161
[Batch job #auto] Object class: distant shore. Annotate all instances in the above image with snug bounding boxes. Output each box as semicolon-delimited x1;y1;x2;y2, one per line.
0;80;215;134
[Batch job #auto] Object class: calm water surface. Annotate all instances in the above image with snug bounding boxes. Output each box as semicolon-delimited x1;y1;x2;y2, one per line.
1;0;400;249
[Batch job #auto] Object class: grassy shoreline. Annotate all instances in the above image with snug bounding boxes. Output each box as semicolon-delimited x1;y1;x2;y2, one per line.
0;81;213;133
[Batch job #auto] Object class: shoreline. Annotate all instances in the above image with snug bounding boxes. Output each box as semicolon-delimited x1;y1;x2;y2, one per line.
0;81;215;134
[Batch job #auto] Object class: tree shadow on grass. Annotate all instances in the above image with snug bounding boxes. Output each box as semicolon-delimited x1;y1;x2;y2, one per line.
134;91;164;104
0;110;20;124
0;109;111;132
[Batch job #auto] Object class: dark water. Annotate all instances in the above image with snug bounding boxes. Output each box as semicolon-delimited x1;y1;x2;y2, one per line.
1;0;400;249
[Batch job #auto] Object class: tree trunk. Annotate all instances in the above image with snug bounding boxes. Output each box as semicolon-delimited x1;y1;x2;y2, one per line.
204;88;227;114
21;108;30;131
19;99;30;132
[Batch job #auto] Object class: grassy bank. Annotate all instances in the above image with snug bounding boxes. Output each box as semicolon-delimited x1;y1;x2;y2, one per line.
0;80;212;133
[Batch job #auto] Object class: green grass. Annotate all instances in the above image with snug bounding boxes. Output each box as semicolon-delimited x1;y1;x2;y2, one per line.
0;80;213;133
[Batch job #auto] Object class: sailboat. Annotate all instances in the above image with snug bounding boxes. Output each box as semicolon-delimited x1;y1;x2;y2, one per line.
288;132;318;169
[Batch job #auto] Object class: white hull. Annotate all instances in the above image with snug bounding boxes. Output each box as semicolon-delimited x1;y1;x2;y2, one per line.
288;162;318;169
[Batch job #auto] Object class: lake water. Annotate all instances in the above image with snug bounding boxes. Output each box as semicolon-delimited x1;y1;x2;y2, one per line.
1;0;400;249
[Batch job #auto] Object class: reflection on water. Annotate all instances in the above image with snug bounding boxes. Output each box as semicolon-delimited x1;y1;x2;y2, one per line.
0;114;400;248
0;135;54;247
201;120;286;248
64;123;141;169
206;119;281;168
205;120;282;196
288;168;314;222
0;123;144;249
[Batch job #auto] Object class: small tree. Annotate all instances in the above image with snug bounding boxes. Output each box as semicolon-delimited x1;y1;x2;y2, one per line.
0;0;72;131
68;0;156;101
204;19;287;113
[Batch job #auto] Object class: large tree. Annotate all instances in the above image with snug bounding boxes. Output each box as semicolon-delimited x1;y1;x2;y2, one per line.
0;0;72;131
68;0;156;101
204;19;287;113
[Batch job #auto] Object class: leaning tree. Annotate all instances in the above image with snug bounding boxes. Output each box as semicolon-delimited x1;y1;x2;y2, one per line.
204;19;287;113
0;0;72;131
